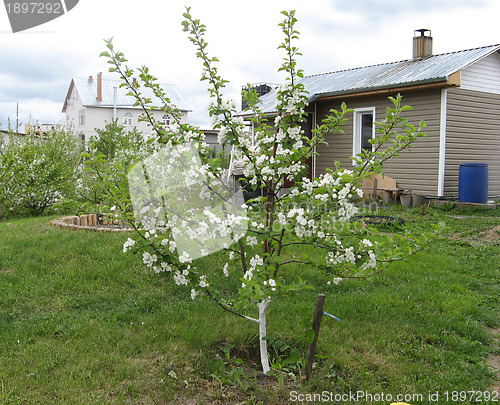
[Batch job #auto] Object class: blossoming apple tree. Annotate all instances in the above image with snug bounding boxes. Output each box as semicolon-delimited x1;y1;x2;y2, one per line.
99;8;443;375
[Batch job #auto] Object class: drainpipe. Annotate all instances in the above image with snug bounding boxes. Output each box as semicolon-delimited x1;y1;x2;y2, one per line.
437;88;448;197
113;86;117;121
313;103;317;179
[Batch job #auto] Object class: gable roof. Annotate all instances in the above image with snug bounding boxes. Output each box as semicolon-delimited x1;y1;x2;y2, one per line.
62;77;191;113
251;44;500;115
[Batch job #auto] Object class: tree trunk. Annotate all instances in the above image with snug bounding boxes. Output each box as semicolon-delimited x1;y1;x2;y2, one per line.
205;291;272;374
257;297;271;375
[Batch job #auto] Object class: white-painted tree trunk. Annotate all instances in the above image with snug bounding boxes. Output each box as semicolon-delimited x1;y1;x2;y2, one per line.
257;297;271;375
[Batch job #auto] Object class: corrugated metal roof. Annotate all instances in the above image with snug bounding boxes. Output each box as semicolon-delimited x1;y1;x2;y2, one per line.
71;77;191;112
251;44;500;114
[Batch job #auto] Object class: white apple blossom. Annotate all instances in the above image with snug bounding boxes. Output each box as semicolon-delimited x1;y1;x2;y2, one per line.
222;262;229;277
246;236;258;247
173;270;188;286
344;247;356;264
361;239;373;247
199;275;209;288
178;251;192;264
249;254;264;271
142;251;157;267
123;237;135;253
361;251;377;271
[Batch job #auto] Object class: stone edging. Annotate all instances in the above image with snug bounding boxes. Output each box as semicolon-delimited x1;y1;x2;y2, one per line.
50;215;133;232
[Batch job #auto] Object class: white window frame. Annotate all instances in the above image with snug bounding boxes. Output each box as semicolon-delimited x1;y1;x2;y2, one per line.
352;107;376;163
123;112;133;126
78;109;86;126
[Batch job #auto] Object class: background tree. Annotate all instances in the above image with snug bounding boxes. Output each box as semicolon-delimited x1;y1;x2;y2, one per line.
0;128;79;217
72;121;150;209
90;120;145;161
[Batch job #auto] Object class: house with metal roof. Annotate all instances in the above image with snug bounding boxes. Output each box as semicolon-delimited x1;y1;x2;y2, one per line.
243;31;500;199
62;73;191;142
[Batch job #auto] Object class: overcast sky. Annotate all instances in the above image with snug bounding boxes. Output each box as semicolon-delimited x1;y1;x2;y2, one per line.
0;0;498;130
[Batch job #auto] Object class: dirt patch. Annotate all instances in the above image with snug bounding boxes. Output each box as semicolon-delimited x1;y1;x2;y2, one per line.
479;225;500;241
449;225;500;244
487;328;500;393
0;267;15;274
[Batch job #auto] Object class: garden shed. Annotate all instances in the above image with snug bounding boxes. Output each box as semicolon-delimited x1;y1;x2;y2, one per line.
243;32;500;198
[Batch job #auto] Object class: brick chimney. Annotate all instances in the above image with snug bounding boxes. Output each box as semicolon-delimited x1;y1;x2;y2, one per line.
88;75;93;83
413;29;433;59
96;72;102;102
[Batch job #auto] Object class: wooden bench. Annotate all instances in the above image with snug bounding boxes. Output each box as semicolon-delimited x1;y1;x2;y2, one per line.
361;174;402;205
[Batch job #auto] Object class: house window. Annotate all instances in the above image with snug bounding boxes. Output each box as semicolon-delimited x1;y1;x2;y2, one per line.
161;114;171;127
78;110;86;126
123;112;133;126
353;108;375;159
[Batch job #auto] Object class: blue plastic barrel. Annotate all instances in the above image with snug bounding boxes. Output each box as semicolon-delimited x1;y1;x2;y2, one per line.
458;163;488;203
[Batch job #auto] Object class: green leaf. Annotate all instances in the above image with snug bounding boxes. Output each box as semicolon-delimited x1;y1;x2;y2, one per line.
304;329;315;344
284;348;301;364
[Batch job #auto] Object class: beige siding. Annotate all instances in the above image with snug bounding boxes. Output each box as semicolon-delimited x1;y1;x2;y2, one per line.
445;88;500;196
315;90;442;195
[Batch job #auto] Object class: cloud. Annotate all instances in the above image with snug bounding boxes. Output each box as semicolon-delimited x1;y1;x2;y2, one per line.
0;74;69;103
4;52;82;80
0;99;65;130
0;0;498;129
0;45;85;127
332;0;487;15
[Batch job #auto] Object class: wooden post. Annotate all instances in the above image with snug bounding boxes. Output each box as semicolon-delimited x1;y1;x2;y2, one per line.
306;294;325;380
79;215;87;226
371;178;378;212
383;190;392;204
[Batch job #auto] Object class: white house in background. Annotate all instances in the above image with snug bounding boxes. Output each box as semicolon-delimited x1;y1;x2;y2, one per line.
25;123;56;137
62;73;191;141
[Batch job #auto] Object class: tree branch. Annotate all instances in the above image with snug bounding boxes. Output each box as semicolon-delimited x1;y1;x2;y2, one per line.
205;289;258;323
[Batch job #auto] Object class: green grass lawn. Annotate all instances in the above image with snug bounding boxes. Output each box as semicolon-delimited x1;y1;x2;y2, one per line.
0;207;499;404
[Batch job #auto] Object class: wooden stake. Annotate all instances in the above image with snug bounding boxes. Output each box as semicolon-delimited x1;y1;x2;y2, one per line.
371;177;378;212
79;215;87;226
306;294;325;380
